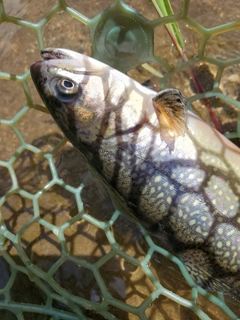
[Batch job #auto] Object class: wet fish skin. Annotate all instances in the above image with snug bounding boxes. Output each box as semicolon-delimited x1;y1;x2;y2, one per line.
31;48;240;298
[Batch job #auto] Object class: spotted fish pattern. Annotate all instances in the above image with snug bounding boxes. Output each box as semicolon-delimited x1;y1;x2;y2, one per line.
30;48;240;299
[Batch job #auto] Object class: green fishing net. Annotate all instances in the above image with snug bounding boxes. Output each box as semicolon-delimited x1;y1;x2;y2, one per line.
0;0;240;319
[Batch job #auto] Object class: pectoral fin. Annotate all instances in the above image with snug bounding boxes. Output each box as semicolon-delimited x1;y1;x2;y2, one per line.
152;88;188;151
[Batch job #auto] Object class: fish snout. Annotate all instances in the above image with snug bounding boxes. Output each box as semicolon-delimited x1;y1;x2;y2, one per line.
30;60;47;89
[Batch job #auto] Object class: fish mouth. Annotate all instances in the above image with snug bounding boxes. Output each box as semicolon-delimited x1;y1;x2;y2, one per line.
41;49;68;60
30;48;80;84
40;48;84;61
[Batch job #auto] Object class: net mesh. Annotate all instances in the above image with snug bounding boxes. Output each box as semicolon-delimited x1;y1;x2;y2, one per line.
0;0;240;319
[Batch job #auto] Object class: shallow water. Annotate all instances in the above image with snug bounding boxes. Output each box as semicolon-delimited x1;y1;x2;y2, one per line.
0;0;240;319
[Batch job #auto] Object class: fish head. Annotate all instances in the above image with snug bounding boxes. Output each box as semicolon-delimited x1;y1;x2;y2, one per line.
30;48;154;146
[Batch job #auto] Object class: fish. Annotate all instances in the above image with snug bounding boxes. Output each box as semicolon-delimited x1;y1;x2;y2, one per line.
30;48;240;299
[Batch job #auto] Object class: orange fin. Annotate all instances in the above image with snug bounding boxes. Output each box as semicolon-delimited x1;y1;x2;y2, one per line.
152;88;188;151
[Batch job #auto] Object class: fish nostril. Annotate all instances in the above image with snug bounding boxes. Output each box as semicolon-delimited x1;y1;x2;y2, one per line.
38;76;47;86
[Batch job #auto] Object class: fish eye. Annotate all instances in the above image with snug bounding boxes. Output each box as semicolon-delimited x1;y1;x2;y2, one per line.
57;79;78;94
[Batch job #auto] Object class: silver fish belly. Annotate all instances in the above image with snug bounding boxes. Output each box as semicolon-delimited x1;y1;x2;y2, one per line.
30;48;240;298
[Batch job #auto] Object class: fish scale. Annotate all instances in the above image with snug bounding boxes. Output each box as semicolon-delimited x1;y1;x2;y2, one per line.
98;129;240;257
30;48;240;299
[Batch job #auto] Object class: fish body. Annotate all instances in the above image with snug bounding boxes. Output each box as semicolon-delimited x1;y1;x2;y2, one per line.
31;48;240;298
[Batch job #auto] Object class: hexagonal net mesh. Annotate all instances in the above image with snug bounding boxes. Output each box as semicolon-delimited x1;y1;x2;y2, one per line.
0;0;240;319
